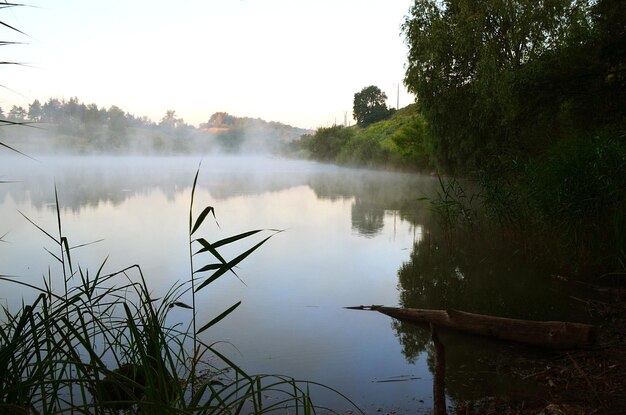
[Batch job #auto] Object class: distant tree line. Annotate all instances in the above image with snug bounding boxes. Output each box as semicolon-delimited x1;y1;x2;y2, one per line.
3;98;154;128
2;98;168;152
1;98;307;154
200;112;311;153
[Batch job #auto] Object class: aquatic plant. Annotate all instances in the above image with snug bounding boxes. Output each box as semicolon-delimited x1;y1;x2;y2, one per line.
423;132;626;276
0;169;362;414
419;174;481;244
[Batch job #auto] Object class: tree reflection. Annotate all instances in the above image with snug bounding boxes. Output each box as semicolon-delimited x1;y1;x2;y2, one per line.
350;197;385;237
392;227;584;402
308;169;437;238
0;156;439;242
396;229;578;319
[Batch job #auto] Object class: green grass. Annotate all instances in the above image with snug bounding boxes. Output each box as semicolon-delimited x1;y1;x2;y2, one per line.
337;105;432;170
295;104;433;171
0;168;363;414
424;132;626;277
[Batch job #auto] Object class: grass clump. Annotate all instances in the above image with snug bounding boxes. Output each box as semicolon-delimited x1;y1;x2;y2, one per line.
425;132;626;277
0;168;362;414
521;133;626;274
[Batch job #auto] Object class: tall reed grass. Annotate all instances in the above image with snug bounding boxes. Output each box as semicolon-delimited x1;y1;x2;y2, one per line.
425;133;626;277
0;169;362;414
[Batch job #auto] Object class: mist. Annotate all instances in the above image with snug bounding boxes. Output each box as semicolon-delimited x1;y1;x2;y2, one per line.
1;98;311;157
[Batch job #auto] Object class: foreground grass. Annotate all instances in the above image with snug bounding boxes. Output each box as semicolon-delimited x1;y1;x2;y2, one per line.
0;169;362;414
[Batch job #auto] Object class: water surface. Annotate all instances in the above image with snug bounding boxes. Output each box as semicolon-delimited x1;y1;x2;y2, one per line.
0;155;588;412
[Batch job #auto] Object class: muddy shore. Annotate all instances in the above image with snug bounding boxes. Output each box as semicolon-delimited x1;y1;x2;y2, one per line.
452;289;625;415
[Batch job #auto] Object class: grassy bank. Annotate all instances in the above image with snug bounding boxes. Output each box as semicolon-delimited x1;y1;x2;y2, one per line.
291;104;432;172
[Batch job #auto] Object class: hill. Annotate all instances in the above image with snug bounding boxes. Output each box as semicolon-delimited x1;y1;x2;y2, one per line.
1;98;311;155
291;104;432;171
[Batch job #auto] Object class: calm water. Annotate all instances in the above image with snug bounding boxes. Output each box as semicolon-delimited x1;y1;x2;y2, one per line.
0;155;588;413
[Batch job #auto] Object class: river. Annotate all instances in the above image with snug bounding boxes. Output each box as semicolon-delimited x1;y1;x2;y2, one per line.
0;155;589;413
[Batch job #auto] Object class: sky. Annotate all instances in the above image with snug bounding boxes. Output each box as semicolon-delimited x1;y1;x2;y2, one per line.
2;1;415;129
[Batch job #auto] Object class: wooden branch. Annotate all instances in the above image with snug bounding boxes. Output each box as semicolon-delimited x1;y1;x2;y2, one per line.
346;306;596;350
431;324;447;415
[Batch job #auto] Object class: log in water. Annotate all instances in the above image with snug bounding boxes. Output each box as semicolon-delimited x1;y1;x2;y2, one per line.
347;306;596;350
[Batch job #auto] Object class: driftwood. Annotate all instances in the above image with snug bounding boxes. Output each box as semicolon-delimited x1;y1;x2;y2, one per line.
346;306;596;350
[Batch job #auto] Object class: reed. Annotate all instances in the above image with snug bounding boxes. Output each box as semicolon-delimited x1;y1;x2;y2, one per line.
423;133;626;276
0;168;363;414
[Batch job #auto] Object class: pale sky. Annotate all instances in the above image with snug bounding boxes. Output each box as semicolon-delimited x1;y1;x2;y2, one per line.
2;1;415;129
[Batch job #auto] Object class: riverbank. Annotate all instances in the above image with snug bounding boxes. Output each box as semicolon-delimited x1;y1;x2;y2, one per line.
454;288;625;415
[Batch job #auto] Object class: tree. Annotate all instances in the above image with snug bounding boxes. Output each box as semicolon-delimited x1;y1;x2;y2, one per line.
84;103;103;126
304;125;355;161
8;105;27;121
206;112;236;127
28;99;43;121
42;98;62;123
106;105;128;150
402;0;623;173
107;105;127;132
352;85;391;127
159;110;184;130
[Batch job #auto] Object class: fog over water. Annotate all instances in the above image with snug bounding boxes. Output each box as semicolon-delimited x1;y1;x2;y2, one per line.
0;155;439;411
1;112;308;157
0;154;587;412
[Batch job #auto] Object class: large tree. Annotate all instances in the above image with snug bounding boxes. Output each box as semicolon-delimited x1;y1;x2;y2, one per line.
352;85;391;127
402;0;624;173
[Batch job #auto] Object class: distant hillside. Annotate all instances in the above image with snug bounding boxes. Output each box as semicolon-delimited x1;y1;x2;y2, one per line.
1;98;311;155
290;104;433;171
199;112;312;153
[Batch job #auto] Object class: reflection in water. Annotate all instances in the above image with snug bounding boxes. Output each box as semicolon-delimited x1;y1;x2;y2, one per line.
396;229;581;319
351;197;384;237
392;228;588;403
0;155;589;411
0;156;318;213
1;155;440;413
394;321;546;403
0;156;435;239
307;168;436;238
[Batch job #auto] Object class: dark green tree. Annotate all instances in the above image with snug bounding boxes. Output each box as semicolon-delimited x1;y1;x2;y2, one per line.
107;106;127;132
304;125;355;161
402;0;622;173
84;103;103;126
352;85;391;127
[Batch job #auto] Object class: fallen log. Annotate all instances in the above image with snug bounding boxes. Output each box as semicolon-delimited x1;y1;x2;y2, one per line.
346;306;596;350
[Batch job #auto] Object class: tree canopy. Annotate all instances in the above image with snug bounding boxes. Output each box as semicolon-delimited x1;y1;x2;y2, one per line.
402;0;625;173
353;85;393;127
